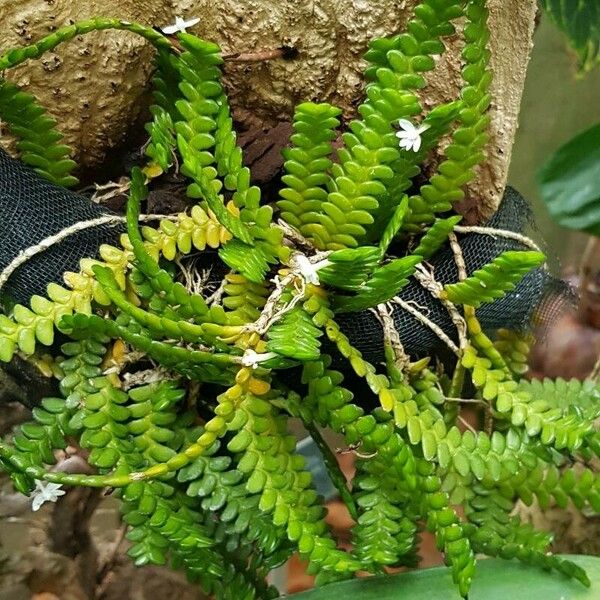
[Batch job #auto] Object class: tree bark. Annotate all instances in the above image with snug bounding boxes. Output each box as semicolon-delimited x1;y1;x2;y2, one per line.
0;0;537;218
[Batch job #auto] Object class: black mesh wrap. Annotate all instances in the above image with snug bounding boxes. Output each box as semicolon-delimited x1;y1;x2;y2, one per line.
336;188;553;363
0;148;125;304
0;149;554;363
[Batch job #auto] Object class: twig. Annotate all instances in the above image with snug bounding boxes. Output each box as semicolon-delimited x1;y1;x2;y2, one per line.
302;421;359;521
446;397;485;405
277;219;316;253
404;299;431;315
205;277;227;306
335;443;377;460
447;234;510;376
246;251;332;336
413;265;468;350
96;523;128;598
375;302;411;372
453;225;543;253
458;414;477;434
121;367;177;390
175;256;213;296
247;272;301;335
446;232;469;397
448;232;467;282
392;296;460;356
91;178;131;204
0;213;178;293
102;348;146;377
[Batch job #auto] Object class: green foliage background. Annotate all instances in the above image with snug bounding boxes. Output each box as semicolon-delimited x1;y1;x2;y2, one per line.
509;18;600;261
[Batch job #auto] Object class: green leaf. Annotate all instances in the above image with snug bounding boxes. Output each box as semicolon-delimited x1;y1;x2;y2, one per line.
0;78;78;187
178;133;254;244
267;306;322;360
538;122;600;237
442;250;546;308
145;108;176;171
413;216;462;260
277;102;341;250
290;555;600;600
423;100;462;129
334;255;422;312
318;246;382;291
219;239;272;283
379;196;409;255
539;0;600;73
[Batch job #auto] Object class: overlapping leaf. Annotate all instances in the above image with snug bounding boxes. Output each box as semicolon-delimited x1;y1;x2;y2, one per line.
267;306;322;360
335;255;422;312
540;0;600;73
442;251;546;308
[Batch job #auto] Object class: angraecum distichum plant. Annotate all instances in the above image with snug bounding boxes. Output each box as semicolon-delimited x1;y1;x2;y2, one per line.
0;1;599;598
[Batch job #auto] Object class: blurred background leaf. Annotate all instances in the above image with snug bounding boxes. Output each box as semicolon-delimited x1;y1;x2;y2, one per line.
539;0;600;74
537;122;600;237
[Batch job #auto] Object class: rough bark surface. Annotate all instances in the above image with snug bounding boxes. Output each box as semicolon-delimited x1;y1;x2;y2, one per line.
0;0;176;168
0;0;536;216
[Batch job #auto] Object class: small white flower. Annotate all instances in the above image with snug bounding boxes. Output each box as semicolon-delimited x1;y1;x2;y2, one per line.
161;16;201;35
396;119;429;152
31;480;66;512
293;254;332;286
241;349;278;369
295;254;320;285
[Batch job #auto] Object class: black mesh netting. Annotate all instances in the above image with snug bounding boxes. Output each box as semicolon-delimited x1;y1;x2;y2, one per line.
0;148;125;304
334;186;564;364
0;148;566;363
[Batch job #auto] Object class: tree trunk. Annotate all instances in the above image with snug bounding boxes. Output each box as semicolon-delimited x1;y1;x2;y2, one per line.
0;0;537;218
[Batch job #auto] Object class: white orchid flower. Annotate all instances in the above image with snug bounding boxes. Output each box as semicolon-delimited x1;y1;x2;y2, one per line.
31;480;66;512
293;254;332;286
161;16;201;35
396;119;430;152
241;349;278;369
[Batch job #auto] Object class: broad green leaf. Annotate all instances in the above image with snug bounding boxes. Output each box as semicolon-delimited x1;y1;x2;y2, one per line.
413;216;462;260
539;0;600;73
421;100;462;141
145;108;176;172
379;196;409;255
290;555;600;600
219;240;272;283
538;122;600;237
0;78;78;187
178;133;254;245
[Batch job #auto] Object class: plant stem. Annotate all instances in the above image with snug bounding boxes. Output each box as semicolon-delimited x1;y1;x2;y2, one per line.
449;360;466;398
302;420;359;522
590;353;600;382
